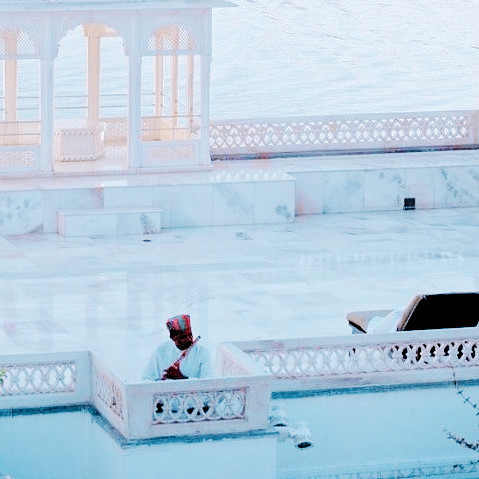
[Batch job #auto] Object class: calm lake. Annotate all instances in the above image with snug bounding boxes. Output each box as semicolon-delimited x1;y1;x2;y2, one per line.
210;0;479;118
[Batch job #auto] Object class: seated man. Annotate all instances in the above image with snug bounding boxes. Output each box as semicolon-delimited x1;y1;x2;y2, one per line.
143;314;212;381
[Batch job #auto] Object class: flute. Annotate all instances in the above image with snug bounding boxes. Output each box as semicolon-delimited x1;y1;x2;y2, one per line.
161;336;201;380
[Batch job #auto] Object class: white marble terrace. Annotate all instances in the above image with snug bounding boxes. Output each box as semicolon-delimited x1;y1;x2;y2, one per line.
2;1;479;478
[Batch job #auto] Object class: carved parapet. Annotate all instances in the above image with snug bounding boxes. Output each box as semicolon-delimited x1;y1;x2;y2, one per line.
0;360;76;396
91;356;128;437
234;328;479;393
0;351;90;410
94;368;125;421
210;110;478;158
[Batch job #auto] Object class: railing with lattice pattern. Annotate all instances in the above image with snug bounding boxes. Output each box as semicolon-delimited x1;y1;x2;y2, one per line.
0;352;91;409
152;388;246;424
102;118;127;145
3;332;478;439
0;146;39;171
210;110;479;158
234;328;479;391
91;356;129;437
94;368;125;420
125;355;271;439
0;350;271;440
1;110;478;174
0;360;75;396
90;350;271;440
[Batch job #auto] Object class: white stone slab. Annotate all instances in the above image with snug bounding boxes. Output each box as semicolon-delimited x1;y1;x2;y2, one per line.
57;207;161;237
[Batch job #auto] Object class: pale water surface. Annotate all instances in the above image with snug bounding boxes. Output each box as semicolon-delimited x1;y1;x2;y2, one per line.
210;0;479;118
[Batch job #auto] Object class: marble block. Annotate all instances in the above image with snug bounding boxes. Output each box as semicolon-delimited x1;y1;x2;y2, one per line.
57;207;161;237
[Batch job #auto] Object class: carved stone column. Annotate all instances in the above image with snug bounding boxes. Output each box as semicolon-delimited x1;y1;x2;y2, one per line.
87;34;101;122
127;17;142;169
154;32;164;118
200;11;213;165
40;18;56;172
84;24;118;123
4;32;18;123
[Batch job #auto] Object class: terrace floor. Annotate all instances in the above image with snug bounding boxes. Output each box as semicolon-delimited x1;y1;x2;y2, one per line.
0;204;478;382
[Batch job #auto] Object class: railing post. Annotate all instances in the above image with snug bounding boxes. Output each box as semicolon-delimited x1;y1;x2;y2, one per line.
470;109;479;145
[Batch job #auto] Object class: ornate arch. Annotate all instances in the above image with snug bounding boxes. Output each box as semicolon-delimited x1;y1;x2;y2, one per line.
0;28;39;60
54;14;129;59
144;25;197;57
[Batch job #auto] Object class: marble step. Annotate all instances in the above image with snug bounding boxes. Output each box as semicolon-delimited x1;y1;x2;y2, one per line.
57;207;161;237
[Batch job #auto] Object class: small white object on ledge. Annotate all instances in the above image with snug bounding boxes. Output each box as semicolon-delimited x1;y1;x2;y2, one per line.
54;119;105;162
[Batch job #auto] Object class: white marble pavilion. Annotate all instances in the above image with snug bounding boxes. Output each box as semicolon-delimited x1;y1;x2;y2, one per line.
0;0;231;175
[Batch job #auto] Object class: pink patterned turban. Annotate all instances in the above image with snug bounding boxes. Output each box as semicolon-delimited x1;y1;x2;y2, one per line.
166;314;192;336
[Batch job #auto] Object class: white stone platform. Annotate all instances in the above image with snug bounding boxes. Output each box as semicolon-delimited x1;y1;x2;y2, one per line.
0;165;296;236
282;148;479;214
2;148;479;236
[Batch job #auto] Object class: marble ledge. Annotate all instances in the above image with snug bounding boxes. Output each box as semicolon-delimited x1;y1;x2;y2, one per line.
267;149;479;172
0;168;295;193
2;148;479;192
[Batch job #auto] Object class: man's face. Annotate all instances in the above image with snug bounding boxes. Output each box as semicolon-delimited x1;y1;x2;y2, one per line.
169;329;192;350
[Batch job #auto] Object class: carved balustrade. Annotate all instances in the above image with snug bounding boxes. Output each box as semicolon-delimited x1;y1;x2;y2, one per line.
0;348;271;440
3;331;479;439
0;351;91;409
124;343;271;439
152;388;247;424
210;110;479;158
124;375;270;439
234;327;479;392
91;356;129;437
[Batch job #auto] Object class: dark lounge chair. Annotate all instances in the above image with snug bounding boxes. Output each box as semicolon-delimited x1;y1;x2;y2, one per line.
347;292;479;334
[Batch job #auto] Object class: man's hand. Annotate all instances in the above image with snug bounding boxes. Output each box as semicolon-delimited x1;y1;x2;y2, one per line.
163;364;188;380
